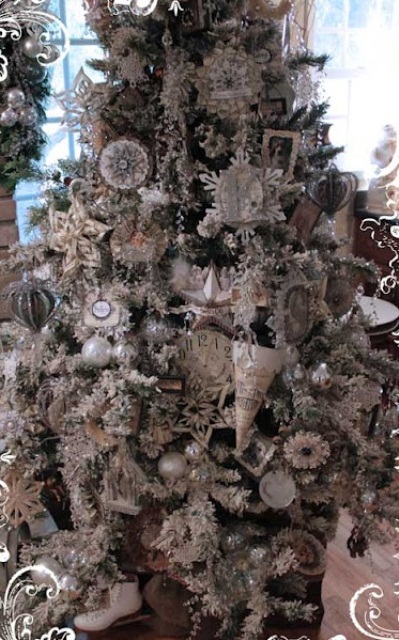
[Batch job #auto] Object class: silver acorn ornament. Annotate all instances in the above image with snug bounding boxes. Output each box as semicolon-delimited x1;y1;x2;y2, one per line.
310;362;333;389
282;363;307;387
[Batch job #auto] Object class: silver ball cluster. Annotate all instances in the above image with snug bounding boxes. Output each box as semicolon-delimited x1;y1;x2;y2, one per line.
0;88;36;128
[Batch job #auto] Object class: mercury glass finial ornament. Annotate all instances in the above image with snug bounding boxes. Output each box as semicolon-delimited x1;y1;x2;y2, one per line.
7;280;60;332
81;336;113;368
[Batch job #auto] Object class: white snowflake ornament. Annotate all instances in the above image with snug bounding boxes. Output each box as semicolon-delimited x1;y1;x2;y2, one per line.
199;150;285;238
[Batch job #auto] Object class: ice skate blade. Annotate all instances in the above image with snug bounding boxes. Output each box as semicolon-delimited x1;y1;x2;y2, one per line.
74;609;150;635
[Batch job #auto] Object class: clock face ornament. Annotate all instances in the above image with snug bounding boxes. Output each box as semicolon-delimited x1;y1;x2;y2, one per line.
175;328;234;396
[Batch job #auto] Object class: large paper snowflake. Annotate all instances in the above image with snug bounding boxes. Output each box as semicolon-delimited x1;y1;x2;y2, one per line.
199;150;285;238
174;377;229;447
195;44;262;119
49;180;111;277
55;68;110;135
99;138;151;191
2;470;43;527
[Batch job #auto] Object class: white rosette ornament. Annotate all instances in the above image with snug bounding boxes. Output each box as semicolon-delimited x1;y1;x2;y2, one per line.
233;342;286;451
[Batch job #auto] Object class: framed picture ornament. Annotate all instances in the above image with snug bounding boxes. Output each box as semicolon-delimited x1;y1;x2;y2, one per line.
83;292;121;328
262;129;301;181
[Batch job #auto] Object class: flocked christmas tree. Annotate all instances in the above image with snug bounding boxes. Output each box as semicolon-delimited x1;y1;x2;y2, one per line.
1;0;399;638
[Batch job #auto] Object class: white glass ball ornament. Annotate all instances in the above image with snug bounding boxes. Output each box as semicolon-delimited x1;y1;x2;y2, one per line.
5;87;25;109
21;36;44;59
310;362;333;389
18;106;36;126
158;451;187;480
112;340;139;364
0;108;18;127
81;337;112;368
31;556;63;588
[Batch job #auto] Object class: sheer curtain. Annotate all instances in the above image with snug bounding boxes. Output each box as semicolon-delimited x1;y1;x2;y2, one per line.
16;1;103;242
307;0;399;184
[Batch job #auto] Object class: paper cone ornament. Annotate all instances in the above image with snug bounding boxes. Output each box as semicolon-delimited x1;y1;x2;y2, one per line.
233;342;286;450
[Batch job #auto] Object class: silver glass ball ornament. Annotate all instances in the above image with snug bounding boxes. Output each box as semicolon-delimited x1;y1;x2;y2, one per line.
140;315;172;344
62;548;88;570
310;362;333;389
158;451;187;480
188;463;214;484
248;545;268;564
21;36;44;59
282;363;307;387
5;87;26;109
0;108;18;127
220;529;246;554
183;440;203;462
112;340;139;364
81;336;112;368
18;106;36;126
31;556;63;588
59;573;80;597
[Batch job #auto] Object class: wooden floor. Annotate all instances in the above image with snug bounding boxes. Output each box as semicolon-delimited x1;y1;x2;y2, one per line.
76;511;399;640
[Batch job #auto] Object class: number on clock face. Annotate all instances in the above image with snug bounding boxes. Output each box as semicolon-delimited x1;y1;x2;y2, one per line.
176;329;234;391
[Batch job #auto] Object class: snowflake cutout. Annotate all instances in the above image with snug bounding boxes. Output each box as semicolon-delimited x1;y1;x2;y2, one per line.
174;377;229;447
99;138;151;190
199;149;285;238
195;44;262;119
2;470;44;527
55;68;111;136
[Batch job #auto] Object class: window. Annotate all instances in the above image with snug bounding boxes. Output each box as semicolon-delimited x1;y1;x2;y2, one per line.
16;1;104;242
311;0;399;185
